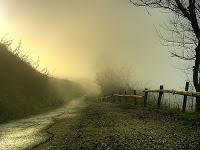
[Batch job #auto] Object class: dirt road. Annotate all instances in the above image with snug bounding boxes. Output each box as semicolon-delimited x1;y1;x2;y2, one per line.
0;98;200;150
33;99;200;150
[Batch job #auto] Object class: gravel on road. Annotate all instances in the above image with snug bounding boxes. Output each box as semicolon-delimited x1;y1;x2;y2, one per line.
34;100;200;150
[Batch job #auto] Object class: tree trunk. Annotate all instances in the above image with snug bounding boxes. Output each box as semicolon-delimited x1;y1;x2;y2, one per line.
196;96;200;112
193;43;200;112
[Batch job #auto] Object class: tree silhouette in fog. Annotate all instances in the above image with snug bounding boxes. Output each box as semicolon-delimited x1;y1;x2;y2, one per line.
96;67;133;95
130;0;200;111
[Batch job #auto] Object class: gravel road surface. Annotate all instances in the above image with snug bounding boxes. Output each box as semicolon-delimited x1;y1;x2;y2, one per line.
33;99;200;150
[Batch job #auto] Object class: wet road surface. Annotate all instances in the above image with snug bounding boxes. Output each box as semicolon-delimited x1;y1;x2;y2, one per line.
0;97;87;150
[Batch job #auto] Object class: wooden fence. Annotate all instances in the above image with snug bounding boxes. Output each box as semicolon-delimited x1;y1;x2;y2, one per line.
99;81;199;113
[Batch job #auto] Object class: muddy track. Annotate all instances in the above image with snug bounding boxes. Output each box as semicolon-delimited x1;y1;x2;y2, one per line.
30;112;65;150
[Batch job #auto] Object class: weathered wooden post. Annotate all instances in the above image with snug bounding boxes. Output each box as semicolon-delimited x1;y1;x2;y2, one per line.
104;95;106;102
124;90;127;103
116;93;118;103
114;91;117;103
119;90;121;103
144;88;148;107
182;82;189;113
113;92;117;103
111;91;114;102
134;90;137;105
157;85;164;108
112;91;115;102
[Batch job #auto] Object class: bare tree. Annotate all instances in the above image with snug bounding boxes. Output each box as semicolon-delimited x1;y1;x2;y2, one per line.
130;0;200;111
96;67;133;95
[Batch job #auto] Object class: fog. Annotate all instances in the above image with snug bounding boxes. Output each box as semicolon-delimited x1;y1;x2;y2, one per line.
0;0;187;91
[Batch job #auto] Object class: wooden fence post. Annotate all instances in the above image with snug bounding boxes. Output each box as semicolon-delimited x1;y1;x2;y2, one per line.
144;88;148;107
157;85;164;108
114;92;117;103
119;90;121;103
182;82;189;113
125;90;127;103
134;90;137;105
111;91;114;102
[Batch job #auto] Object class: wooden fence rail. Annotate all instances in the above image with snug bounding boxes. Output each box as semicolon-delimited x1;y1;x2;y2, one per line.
99;81;198;113
113;94;143;99
143;89;200;97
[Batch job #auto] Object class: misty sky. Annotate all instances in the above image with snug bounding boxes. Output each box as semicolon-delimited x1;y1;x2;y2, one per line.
0;0;188;89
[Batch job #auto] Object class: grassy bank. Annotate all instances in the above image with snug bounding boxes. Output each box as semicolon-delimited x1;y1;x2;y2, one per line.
0;43;84;122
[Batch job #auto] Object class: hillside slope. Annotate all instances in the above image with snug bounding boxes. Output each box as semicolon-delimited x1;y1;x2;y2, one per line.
0;43;84;122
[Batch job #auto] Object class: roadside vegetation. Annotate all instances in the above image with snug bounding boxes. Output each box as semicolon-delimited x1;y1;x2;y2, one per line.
0;41;84;122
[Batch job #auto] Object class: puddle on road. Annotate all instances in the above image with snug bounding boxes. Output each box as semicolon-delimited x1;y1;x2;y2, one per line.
0;97;86;150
